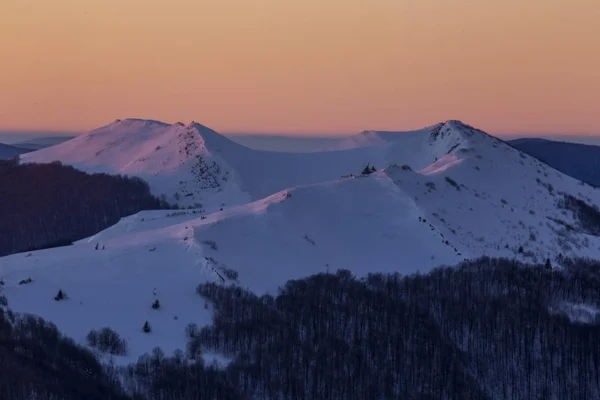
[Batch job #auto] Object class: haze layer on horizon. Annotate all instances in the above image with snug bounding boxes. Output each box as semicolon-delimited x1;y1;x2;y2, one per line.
1;0;598;135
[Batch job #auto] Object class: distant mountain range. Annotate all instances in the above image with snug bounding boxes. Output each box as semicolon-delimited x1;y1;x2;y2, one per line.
509;138;600;187
11;136;75;150
0;136;74;159
0;143;30;159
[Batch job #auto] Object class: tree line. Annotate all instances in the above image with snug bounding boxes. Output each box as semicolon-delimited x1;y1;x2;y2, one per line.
123;257;600;399
0;304;128;399
3;256;600;399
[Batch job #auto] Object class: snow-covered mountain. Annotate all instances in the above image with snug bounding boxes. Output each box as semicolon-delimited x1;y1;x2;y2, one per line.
21;118;474;210
0;174;464;363
21;119;252;210
0;142;30;159
7;118;600;362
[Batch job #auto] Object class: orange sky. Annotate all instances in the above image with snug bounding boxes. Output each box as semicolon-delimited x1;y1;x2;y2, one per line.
1;0;598;135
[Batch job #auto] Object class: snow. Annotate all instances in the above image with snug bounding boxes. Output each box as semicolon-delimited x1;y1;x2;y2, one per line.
549;302;600;324
0;239;213;365
20;119;463;211
7;118;600;362
384;121;600;263
0;174;463;362
20;119;252;211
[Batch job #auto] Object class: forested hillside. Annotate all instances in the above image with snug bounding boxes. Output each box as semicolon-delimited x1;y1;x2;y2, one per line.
172;257;600;400
4;256;597;399
0;158;173;256
0;301;128;399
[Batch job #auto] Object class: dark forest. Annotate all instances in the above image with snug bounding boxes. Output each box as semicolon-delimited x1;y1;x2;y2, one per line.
2;257;600;399
0;158;173;257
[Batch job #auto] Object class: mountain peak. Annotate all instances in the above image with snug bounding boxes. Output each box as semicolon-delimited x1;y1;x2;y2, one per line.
428;120;498;147
119;118;169;126
187;120;216;132
442;120;490;137
20;117;252;210
103;118;172;132
443;119;466;126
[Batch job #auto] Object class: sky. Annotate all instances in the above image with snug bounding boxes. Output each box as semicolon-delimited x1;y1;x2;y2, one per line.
1;0;599;136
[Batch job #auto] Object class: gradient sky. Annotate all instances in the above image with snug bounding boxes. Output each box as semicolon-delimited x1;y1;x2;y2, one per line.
1;0;598;135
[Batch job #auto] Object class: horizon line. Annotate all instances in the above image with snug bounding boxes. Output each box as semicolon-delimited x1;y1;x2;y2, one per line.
1;126;600;138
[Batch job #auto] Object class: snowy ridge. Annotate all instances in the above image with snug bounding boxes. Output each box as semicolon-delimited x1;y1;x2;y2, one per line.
21;119;251;210
317;120;474;167
0;174;463;362
19;119;481;210
7;117;600;363
383;120;600;264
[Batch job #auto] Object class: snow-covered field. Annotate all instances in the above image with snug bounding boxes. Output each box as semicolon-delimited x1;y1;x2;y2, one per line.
6;118;600;362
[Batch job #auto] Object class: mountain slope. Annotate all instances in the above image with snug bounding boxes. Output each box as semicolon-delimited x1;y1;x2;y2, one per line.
0;159;172;257
21;119;253;210
510;138;600;187
317;120;600;264
0;174;462;362
8;118;600;364
316;122;467;168
385;123;600;264
20;119;472;210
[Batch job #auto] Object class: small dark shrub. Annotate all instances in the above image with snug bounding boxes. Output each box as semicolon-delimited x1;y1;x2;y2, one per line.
54;289;66;301
202;240;218;250
529;232;537;241
445;177;460;190
220;267;239;281
152;299;160;310
98;327;127;355
361;164;376;175
303;235;316;245
86;329;98;347
143;321;152;333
